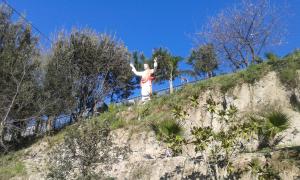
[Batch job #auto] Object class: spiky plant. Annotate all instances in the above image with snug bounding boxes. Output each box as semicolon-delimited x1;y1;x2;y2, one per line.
248;158;262;176
150;119;184;155
257;110;290;149
157;119;183;137
266;111;290;135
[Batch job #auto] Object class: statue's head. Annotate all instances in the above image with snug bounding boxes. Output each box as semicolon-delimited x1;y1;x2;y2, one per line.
144;63;149;70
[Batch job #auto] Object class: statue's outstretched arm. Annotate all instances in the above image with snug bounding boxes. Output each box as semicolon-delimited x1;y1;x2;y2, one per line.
130;63;143;76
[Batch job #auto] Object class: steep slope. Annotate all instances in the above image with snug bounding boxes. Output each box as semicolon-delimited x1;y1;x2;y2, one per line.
2;53;300;179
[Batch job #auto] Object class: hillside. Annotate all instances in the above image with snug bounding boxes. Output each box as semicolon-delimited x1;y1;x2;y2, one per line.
1;51;300;179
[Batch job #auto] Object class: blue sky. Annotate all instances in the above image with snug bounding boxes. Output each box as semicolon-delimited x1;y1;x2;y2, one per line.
7;0;300;96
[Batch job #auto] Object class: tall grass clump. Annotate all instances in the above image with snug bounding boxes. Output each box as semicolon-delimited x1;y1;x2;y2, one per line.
150;119;184;155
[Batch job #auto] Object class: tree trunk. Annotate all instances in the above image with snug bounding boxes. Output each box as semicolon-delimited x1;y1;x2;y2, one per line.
169;71;174;94
34;118;41;135
2;68;26;128
47;116;55;132
249;44;256;65
169;78;174;94
0;122;5;148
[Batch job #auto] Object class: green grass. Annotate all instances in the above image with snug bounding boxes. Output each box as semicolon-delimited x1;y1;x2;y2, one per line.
70;51;300;143
271;50;300;88
110;119;127;129
0;51;299;179
4;50;299;158
0;151;27;179
89;50;300;133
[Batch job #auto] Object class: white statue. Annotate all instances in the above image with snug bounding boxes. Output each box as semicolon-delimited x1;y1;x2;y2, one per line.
130;57;158;102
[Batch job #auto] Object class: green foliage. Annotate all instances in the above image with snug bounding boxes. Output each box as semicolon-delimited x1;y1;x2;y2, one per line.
191;127;214;152
189;97;261;179
188;94;200;108
131;51;152;71
164;135;185;155
152;47;182;81
152;47;183;93
252;110;290;149
266;111;290;131
151;120;183;139
271;50;300;88
47;119;130;179
110;119;127;129
265;52;280;63
188;43;218;78
206;95;218;114
151;119;184;155
104;50;300;134
44;29;134;120
238;63;270;84
247;158;281;180
171;105;188;121
226;105;238;119
158;120;182;137
248;158;262;175
0;161;26;179
0;4;42;149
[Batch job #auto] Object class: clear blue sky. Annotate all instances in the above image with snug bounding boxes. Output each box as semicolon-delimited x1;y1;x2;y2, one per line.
7;0;300;95
9;0;300;57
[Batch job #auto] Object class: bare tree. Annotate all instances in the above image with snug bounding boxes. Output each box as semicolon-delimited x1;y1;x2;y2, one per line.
199;0;285;69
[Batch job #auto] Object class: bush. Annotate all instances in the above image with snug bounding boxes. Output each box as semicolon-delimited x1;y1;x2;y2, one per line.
47;119;130;179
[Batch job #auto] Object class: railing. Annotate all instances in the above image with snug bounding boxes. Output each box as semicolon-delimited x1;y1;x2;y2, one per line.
119;79;203;105
19;78;203;138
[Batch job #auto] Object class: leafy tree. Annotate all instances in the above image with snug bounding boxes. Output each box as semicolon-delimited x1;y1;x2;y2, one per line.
188;44;218;78
44;29;134;127
131;51;151;71
200;0;285;69
0;5;42;150
152;48;182;94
